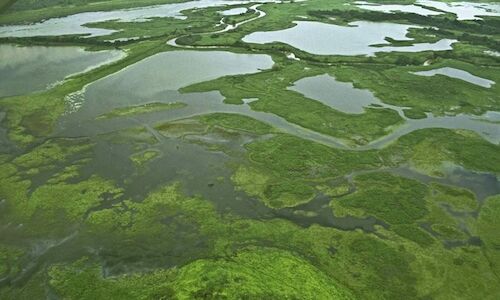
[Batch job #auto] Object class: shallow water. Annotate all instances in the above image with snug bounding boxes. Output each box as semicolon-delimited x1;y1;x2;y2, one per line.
288;74;384;114
56;49;351;148
278;193;386;231
390;165;500;201
485;50;500;57
355;1;443;16
62;50;273;119
55;48;499;152
361;111;500;150
220;7;248;15
58;89;351;150
0;112;17;155
0;44;124;98
0;0;269;38
411;67;495;88
242;21;456;56
416;0;500;20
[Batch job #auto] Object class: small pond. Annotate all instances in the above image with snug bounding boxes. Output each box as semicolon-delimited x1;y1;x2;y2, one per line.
220;7;248;16
288;74;384;114
411;67;495;88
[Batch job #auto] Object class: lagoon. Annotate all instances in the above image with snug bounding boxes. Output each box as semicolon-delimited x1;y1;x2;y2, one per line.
65;50;273;118
242;21;456;56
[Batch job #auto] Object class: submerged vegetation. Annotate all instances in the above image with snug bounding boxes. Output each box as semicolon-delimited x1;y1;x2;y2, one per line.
0;0;499;298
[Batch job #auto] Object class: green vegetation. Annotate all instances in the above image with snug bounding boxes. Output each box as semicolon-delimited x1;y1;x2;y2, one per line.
0;0;187;24
48;258;178;300
0;0;17;13
382;128;500;175
0;138;122;236
0;245;23;278
198;113;274;135
335;172;428;225
1;0;500;298
96;102;186;120
403;108;427;119
317;181;350;197
86;5;227;43
330;60;500;116
232;165;316;208
130;149;160;166
392;224;435;247
48;248;353;299
172;247;354;299
429;183;477;212
0;40;168;147
478;195;500;276
232;134;381;208
182;59;405;145
222;7;257;26
227;123;499;209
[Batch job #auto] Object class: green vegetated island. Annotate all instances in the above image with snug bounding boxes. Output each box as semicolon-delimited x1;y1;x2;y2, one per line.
0;0;499;298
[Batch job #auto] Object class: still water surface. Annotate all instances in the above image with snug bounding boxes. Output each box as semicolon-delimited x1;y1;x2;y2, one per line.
355;1;444;16
412;67;495;88
242;21;456;56
0;44;124;97
417;0;500;20
288;74;384;114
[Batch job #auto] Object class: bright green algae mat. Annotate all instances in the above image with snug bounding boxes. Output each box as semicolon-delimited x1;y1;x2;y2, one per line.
1;0;500;298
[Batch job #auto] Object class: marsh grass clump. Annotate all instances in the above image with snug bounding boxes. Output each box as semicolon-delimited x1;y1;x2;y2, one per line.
95;102;186;120
47;248;355;299
198;113;274;135
130;149;160;167
478;195;500;275
0;245;23;279
403;108;428;119
232;134;381;208
428;183;477;212
382;128;500;175
335;172;428;225
181;61;406;145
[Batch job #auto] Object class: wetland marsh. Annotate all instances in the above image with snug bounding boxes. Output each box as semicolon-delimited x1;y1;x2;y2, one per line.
0;0;499;299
